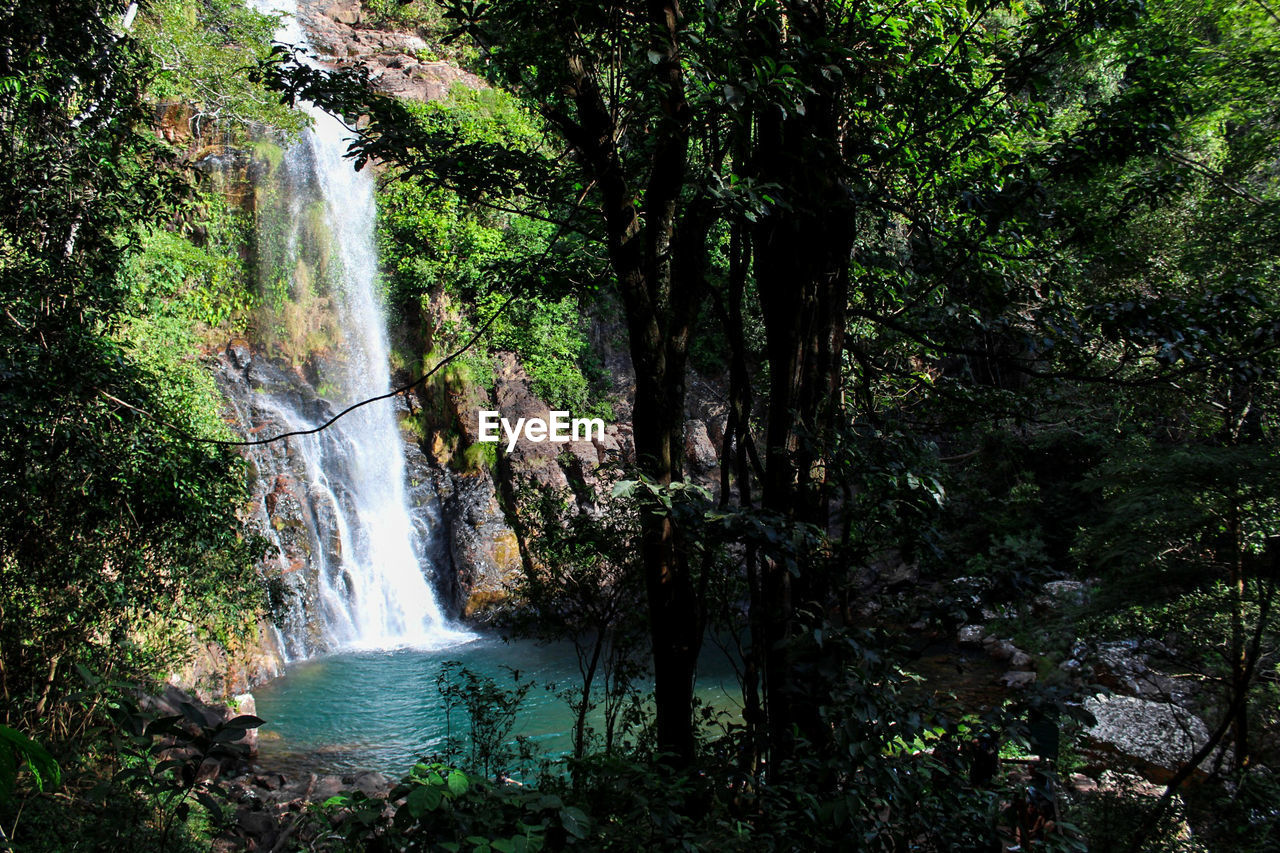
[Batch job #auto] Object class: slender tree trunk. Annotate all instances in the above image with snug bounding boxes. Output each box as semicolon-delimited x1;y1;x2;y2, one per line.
751;57;856;763
558;0;704;761
1228;504;1249;768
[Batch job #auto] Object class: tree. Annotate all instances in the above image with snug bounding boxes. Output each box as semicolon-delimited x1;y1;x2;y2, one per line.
0;0;262;737
267;0;1152;768
270;0;717;764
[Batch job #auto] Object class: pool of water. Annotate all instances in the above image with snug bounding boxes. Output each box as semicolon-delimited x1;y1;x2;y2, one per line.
252;633;743;775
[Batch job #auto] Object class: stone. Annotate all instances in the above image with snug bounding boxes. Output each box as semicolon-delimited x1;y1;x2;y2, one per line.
253;773;286;792
593;428;622;461
1042;579;1087;603
1068;773;1098;793
311;775;346;801
236;808;275;836
957;625;985;646
1083;694;1228;784
232;692;258;756
226;338;252;369
881;561;919;590
987;639;1018;661
1001;670;1037;689
445;474;522;617
1010;651;1034;669
348;770;390;797
321;0;361;25
683;419;718;471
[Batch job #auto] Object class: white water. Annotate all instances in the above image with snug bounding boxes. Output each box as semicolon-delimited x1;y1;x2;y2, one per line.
250;0;467;652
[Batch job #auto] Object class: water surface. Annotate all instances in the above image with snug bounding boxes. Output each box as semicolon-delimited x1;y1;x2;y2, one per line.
253;634;743;775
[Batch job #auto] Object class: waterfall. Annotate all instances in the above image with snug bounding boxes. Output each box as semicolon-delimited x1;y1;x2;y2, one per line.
238;0;467;655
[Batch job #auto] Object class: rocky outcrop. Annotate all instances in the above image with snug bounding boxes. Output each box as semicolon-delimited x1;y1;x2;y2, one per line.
1083;694;1229;784
295;1;485;103
491;352;598;493
437;470;522;617
216;337;526;640
215;348;342;662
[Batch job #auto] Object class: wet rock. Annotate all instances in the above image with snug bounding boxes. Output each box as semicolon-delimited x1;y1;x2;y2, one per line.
957;625;985;646
226;338;252;369
1083;694;1227;784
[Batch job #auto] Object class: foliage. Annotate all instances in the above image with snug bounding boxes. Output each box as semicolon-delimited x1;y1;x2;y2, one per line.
316;761;591;852
375;86;609;412
0;0;265;747
436;662;534;780
122;192;258;334
134;0;308;134
504;484;650;767
0;726;60;805
363;0;445;32
1;676;261;852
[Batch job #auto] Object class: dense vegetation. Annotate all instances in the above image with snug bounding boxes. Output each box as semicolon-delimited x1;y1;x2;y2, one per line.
3;0;1280;850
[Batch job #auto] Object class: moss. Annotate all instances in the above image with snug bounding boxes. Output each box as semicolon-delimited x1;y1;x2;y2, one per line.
250;140;285;173
460;441;497;473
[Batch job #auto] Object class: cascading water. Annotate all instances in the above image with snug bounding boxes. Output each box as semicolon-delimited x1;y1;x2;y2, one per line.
234;0;466;656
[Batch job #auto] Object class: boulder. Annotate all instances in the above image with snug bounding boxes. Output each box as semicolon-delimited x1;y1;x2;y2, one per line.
1001;671;1037;689
1041;579;1087;604
957;625;985;646
236;807;276;837
683;419;719;471
226;338;252;369
445;474;522;616
346;770;391;798
880;561;919;590
1083;694;1227;784
987;639;1018;662
1010;650;1035;669
232;692;259;756
1092;639;1192;702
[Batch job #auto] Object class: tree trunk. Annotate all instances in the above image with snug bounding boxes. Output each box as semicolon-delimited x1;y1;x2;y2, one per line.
749;8;857;763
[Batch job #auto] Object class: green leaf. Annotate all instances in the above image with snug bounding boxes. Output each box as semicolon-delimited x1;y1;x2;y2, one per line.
559;805;589;839
447;768;470;796
406;781;444;817
0;726;61;797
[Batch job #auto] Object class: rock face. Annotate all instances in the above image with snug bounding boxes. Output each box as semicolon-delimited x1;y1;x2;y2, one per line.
1083;694;1227;784
212;340;525;665
294;0;486;103
438;471;523;617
